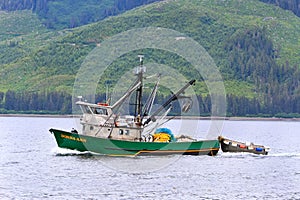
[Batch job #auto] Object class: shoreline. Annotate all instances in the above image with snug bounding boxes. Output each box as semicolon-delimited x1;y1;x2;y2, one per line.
0;114;78;118
1;113;300;121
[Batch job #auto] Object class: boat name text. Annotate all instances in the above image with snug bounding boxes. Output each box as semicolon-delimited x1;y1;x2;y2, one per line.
61;134;87;143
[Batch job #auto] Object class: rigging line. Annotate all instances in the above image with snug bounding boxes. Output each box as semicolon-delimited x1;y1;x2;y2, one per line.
144;116;175;136
141;75;160;120
142;106;173;135
144;74;159;79
143;79;196;126
111;80;141;109
94;112;114;136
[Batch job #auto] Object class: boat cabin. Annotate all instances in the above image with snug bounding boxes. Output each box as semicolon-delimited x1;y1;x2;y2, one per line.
76;101;142;141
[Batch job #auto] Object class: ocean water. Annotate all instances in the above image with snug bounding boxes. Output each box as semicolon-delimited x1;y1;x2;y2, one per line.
0;117;300;200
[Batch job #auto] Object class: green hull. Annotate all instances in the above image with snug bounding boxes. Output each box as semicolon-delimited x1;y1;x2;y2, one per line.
49;128;219;156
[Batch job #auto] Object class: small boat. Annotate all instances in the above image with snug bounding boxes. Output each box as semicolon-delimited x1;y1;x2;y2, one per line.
49;56;220;157
218;136;270;155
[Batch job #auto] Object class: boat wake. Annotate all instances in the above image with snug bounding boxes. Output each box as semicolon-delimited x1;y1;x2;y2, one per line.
51;147;93;156
51;147;178;160
267;152;300;158
219;151;300;158
219;152;262;158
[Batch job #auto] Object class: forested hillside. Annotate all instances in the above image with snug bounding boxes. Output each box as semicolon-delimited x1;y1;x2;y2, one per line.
0;0;299;117
259;0;300;17
1;0;299;29
0;0;162;29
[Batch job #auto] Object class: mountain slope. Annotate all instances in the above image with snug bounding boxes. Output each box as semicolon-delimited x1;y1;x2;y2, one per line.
0;0;162;29
259;0;300;17
0;0;299;115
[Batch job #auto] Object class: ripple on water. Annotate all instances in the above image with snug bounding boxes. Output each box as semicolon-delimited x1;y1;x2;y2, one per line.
1;118;300;199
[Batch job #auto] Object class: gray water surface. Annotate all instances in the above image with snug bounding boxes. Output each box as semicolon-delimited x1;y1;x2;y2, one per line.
0;117;299;199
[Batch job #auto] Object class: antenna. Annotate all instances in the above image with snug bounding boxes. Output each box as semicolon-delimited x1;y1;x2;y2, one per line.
134;55;146;75
138;55;144;65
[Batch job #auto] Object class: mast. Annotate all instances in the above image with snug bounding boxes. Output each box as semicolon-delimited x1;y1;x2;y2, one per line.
135;55;145;124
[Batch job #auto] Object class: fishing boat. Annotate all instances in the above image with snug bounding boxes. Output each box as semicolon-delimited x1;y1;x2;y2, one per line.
49;55;220;157
218;136;270;155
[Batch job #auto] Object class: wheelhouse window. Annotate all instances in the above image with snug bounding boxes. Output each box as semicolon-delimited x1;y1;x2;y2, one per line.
94;108;108;115
80;105;92;114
